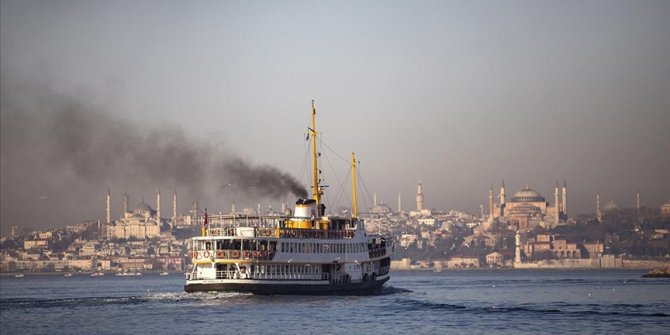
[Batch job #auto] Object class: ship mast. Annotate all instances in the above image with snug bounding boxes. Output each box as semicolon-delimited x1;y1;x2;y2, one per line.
351;152;358;218
310;100;321;206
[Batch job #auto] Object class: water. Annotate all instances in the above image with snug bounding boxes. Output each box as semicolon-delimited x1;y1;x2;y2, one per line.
1;270;668;334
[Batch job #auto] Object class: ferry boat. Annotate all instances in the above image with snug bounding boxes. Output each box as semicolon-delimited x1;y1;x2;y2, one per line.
184;101;392;295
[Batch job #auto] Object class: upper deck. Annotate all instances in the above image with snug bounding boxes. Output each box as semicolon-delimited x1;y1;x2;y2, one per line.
196;214;363;240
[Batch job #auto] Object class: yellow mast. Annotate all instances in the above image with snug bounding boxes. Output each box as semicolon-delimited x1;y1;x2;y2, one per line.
351;152;358;218
311;100;320;205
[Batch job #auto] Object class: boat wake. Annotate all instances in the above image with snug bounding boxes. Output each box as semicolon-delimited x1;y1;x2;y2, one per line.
0;291;258;310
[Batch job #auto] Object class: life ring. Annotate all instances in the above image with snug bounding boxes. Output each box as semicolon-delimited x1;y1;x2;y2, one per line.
216;250;224;258
203;250;210;258
231;250;240;258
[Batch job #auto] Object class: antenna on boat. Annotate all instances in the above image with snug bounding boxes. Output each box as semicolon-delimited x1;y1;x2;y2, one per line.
310;100;322;208
352;152;358;218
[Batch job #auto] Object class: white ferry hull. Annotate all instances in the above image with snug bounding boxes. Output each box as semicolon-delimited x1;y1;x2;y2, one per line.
184;275;389;295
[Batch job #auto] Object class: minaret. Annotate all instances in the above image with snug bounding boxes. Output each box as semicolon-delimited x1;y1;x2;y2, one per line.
488;185;494;221
515;230;522;264
156;188;161;223
106;187;111;224
636;191;640;214
480;204;484;219
122;192;129;214
499;180;506;217
596;192;602;222
172;188;177;221
554;178;560;225
373;192;378;207
562;180;567;219
416;180;424;211
397;192;402;212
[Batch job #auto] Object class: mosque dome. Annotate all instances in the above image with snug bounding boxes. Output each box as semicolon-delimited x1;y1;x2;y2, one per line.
511;187;545;203
603;200;621;212
371;203;392;214
133;202;155;215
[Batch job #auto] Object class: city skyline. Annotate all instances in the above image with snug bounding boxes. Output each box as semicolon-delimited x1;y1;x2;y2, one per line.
2;1;669;232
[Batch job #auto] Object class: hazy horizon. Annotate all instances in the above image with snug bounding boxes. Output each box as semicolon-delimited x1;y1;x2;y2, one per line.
2;1;669;233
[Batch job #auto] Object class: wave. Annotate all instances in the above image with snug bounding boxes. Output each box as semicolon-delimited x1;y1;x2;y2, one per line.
377;286;413;295
390;297;669;318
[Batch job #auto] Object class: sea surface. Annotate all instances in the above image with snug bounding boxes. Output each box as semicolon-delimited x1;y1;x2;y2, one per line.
1;270;668;334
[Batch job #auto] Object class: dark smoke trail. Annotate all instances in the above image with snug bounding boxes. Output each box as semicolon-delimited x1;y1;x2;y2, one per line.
0;75;307;232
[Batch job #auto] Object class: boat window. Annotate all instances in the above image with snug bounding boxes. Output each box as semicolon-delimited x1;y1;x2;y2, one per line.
270;241;277;251
231;239;241;250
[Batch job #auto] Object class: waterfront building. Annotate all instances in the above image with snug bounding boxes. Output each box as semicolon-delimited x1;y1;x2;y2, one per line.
524;234;580;259
485;251;504;266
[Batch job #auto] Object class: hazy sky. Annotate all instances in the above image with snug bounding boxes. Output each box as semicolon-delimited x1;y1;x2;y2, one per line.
2;0;669;232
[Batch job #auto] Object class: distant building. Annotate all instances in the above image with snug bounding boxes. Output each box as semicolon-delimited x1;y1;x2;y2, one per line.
524;234;580;259
23;239;49;250
485;180;567;231
661;200;670;217
582;241;604;259
447;256;480;268
106;201;160;240
485;252;504;266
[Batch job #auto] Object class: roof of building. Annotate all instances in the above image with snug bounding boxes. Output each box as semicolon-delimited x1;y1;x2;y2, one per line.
511;187;545;203
603;200;621;212
133;202;155;214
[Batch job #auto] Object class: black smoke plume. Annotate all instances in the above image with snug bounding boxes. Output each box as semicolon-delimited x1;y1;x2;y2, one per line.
0;75;307;232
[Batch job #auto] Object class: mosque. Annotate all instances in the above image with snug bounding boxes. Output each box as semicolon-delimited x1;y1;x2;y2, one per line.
485;180;568;231
104;189;163;240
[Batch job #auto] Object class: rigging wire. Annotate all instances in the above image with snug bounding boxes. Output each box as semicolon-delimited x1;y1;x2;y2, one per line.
319;134;354;214
296;129;311;196
356;160;373;213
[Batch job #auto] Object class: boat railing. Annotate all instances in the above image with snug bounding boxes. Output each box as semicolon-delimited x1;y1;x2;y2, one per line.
190;250;276;261
215;270;237;279
248;272;323;281
204;227;356;239
279;228;355;239
368;247;387;258
330;273;351;285
201;214;286;229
